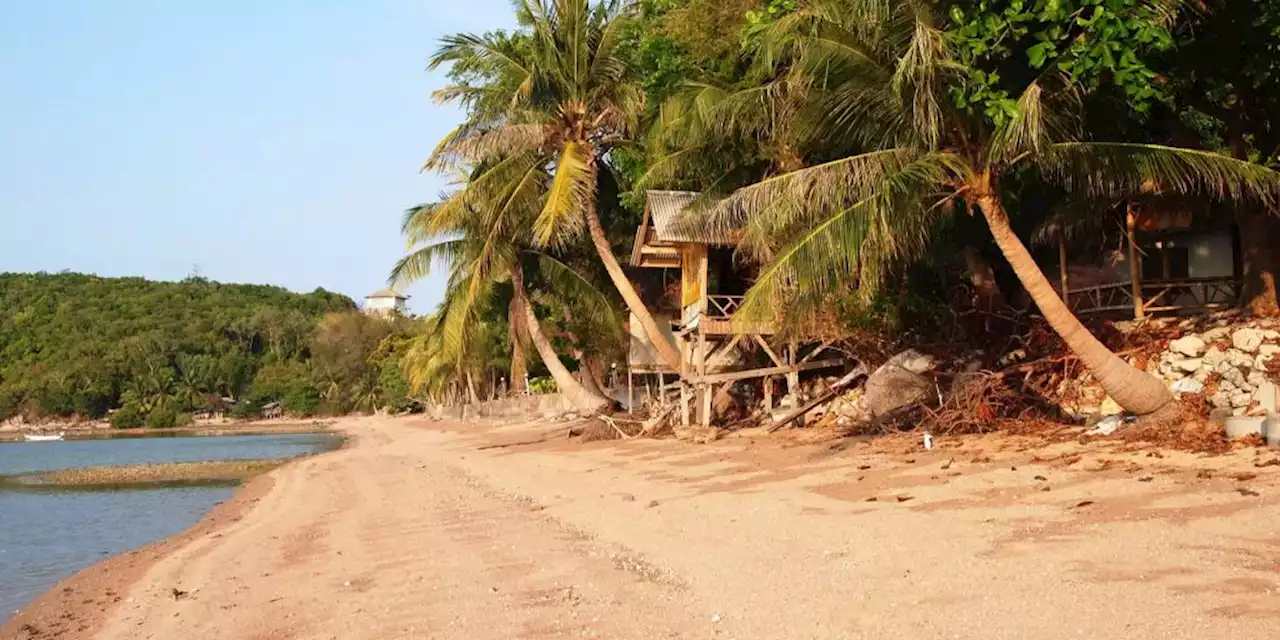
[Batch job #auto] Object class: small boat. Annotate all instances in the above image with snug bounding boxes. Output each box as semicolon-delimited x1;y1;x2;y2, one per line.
23;433;65;442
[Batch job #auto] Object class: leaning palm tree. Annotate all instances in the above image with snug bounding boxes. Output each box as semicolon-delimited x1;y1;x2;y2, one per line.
392;175;617;413
662;0;1280;419
426;0;683;372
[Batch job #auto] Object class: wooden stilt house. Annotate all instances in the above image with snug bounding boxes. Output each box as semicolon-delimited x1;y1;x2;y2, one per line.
627;191;847;426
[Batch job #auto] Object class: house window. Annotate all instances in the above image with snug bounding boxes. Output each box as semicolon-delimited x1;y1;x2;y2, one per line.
1141;245;1189;281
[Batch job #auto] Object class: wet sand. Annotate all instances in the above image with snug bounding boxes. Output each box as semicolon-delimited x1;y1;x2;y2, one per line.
4;415;1280;639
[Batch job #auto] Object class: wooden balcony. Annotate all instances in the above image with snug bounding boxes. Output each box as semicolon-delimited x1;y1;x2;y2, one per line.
700;294;778;335
1069;277;1241;317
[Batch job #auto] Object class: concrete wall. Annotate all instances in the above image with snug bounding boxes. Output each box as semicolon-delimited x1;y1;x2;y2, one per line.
430;393;577;421
1167;232;1235;278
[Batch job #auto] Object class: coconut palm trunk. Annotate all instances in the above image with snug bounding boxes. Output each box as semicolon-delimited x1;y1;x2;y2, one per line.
508;296;529;393
582;200;683;371
975;191;1173;416
465;371;481;405
512;264;611;413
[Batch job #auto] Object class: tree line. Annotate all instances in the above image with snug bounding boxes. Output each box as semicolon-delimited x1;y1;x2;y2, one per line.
397;0;1280;422
0;272;415;427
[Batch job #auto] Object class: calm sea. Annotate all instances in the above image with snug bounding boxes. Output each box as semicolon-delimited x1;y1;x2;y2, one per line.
0;433;341;621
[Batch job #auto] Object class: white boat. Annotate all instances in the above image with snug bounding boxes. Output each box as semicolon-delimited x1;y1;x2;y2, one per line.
23;433;65;442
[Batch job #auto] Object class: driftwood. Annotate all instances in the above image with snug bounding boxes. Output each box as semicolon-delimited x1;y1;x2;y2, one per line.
767;362;868;433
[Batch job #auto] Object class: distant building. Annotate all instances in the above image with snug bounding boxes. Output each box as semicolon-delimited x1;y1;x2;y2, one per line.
363;288;408;317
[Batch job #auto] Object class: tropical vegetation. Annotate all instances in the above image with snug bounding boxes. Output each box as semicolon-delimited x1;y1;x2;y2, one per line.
400;0;1280;423
0;273;415;426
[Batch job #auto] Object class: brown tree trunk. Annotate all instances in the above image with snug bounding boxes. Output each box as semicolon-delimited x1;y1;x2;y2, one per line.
582;192;682;372
976;191;1173;416
962;245;1007;311
512;264;611;413
465;371;480;405
508;296;529;392
1239;208;1280;316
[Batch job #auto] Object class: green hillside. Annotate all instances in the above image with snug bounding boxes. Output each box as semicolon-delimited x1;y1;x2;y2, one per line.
0;272;412;426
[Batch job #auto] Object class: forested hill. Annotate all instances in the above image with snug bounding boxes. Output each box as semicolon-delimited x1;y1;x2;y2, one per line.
0;272;406;426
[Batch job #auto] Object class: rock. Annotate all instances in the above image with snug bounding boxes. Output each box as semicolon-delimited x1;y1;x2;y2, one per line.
861;350;936;418
1263;329;1280;341
1170;378;1204;394
1220;379;1238;394
1098;396;1123;416
1222;367;1248;388
1203;347;1227;367
1233;328;1266;353
1210;391;1232;408
1202;327;1231;341
1173;358;1202;373
1227;349;1255;368
1231;391;1254;408
1170;336;1207;357
1248;370;1267;387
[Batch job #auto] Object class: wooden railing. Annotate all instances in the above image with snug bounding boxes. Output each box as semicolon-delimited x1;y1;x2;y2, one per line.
1068;277;1241;316
707;294;745;319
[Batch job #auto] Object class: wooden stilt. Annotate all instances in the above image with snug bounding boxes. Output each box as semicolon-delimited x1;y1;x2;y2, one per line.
680;383;690;427
763;375;773;415
1058;230;1070;302
627;371;634;415
657;372;666;407
1127;208;1145;319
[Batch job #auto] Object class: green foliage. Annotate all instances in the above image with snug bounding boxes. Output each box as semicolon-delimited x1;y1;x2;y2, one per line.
528;376;559;394
110;404;145;429
947;0;1178;123
0;273;417;421
742;0;797;46
145;403;180;429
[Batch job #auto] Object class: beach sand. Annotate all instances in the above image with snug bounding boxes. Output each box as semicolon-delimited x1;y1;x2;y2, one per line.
4;415;1280;639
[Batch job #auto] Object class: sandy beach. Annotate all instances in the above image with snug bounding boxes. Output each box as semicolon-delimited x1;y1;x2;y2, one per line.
4;415;1280;639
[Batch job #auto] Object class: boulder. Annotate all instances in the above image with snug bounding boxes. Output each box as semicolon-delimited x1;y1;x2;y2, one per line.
1170;378;1204;394
1173;358;1202;373
1170;336;1207;357
1233;328;1266;353
1227;349;1255;368
1202;327;1231;341
1210;391;1232;408
1202;347;1227;367
861;350;936;418
1098;396;1123;416
1231;391;1254;408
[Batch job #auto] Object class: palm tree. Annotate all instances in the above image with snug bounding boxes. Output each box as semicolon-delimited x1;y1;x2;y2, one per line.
659;0;1280;418
392;179;616;413
427;0;683;371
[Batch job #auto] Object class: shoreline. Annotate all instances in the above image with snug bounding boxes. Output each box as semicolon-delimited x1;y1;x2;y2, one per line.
0;419;338;443
0;427;353;640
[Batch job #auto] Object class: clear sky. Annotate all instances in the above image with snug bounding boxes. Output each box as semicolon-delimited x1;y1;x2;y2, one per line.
0;0;515;314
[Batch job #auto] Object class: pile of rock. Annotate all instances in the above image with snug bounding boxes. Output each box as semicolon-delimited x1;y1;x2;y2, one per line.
1153;323;1280;415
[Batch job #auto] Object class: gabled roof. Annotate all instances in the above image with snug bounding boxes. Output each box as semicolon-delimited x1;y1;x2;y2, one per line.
366;287;408;300
630;191;739;266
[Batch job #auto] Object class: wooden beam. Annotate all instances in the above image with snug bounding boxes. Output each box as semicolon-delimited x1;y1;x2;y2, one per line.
706;334;744;368
767;364;867;433
752;334;785;367
797;341;834;365
687;358;846;385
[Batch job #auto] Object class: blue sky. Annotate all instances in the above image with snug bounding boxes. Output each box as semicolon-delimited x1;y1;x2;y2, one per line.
0;0;515;314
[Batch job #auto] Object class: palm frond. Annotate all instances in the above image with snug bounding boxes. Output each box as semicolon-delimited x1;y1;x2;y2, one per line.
1033;143;1280;206
534;141;595;246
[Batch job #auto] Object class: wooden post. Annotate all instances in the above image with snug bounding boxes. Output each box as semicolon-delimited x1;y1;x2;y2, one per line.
785;341;802;428
697;328;710;427
680;383;690;427
1058;230;1070;303
763;375;773;415
1127;208;1145;319
627;371;634;415
657;372;666;407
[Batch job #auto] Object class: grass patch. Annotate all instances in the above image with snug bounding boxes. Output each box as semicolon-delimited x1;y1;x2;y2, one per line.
0;459;287;491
